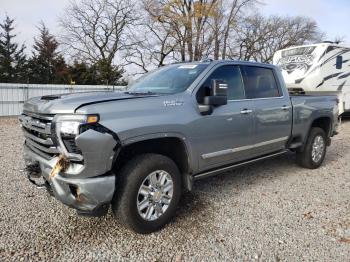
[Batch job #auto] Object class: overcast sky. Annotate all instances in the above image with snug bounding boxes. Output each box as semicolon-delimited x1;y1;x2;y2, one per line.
0;0;349;53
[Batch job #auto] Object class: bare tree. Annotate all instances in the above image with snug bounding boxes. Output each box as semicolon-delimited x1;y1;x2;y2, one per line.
141;0;220;62
61;0;325;77
123;0;181;73
228;14;324;63
59;0;137;69
136;0;258;64
124;26;178;73
213;0;258;59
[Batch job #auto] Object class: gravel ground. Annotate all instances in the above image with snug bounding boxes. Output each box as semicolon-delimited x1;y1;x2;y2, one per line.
0;117;349;261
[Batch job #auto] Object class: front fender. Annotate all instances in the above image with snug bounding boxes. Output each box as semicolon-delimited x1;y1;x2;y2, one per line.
122;131;196;171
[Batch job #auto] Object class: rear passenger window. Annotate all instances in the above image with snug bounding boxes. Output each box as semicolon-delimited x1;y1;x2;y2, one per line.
241;66;280;99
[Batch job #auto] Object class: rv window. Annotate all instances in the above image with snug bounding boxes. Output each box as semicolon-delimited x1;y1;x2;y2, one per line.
336;56;343;69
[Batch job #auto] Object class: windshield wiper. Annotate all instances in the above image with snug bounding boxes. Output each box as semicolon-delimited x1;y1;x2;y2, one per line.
124;91;156;95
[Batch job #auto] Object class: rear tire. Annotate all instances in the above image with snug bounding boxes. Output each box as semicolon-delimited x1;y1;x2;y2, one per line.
296;127;327;169
112;154;182;234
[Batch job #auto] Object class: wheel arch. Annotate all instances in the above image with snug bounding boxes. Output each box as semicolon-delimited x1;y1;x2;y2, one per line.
114;134;194;191
310;116;332;137
299;116;332;151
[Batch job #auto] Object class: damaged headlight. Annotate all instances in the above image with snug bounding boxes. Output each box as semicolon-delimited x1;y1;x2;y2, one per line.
53;114;99;160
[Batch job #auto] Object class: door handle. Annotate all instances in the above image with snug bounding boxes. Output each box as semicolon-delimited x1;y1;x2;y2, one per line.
281;105;290;110
240;109;253;114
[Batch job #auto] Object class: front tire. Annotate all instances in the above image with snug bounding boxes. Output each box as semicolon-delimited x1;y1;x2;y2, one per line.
112;154;182;234
296;127;327;169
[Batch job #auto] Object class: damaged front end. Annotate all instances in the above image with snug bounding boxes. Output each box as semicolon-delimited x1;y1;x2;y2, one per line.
20;112;119;216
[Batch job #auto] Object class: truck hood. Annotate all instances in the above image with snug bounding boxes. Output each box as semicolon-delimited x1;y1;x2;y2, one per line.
22;91;157;114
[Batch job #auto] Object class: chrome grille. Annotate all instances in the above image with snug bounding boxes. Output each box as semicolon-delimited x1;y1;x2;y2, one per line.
19;111;58;159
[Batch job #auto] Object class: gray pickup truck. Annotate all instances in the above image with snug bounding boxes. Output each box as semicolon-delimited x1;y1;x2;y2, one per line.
20;60;338;233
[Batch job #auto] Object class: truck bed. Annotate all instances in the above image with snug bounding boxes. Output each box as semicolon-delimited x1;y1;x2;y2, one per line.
290;94;338;142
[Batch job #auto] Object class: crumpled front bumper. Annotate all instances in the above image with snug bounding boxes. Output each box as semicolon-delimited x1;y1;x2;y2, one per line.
23;129;118;214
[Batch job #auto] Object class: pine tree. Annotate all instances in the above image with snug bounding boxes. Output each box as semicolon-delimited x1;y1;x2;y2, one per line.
68;60;97;85
68;60;127;85
28;23;69;84
0;15;27;83
94;59;126;85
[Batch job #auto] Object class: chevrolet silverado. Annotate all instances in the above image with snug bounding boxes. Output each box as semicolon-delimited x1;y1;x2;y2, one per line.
20;60;338;233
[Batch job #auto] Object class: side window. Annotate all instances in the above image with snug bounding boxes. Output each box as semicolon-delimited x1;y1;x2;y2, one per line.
197;65;245;102
241;66;281;99
336;55;343;69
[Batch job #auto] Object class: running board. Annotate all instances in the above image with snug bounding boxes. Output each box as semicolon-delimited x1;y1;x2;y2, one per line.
289;142;302;149
194;150;288;181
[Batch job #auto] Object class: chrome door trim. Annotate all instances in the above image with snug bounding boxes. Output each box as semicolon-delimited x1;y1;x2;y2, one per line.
196;150;288;180
227;96;285;102
240;109;253;114
201;136;289;159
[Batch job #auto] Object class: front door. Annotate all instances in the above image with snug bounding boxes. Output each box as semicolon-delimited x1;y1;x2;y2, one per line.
191;65;254;171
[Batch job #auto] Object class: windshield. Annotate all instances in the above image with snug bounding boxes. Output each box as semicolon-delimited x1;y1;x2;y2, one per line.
128;64;208;94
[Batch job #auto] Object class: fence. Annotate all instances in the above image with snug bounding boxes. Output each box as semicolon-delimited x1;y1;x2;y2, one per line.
0;83;126;116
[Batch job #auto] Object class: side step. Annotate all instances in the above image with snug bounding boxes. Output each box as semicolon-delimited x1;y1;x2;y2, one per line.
289;142;302;149
194;150;288;181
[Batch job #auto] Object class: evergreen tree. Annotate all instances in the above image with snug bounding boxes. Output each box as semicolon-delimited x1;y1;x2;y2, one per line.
94;59;126;85
68;60;127;85
28;23;69;84
54;55;70;84
0;15;27;83
68;60;97;85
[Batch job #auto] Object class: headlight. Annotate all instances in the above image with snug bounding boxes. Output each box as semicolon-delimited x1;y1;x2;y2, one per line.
53;114;99;159
60;121;81;136
54;114;99;136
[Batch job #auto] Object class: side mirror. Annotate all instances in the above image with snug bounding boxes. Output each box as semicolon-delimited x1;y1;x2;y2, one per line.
336;56;343;69
203;79;228;106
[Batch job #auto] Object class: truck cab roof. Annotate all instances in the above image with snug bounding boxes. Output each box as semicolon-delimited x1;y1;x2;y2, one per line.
177;59;275;68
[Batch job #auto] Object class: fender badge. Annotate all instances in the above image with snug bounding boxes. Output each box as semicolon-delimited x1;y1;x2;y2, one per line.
163;100;184;107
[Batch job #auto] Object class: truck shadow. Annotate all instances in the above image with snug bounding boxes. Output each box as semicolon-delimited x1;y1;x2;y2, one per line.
176;130;349;218
177;152;297;215
66;154;295;240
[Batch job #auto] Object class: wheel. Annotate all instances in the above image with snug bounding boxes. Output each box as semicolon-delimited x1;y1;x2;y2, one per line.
296;127;327;169
112;154;182;234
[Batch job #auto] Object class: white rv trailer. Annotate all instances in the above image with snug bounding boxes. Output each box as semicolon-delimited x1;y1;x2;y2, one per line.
273;42;350;115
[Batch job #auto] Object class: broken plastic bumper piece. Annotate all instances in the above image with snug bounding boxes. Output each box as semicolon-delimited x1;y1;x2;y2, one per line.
23;129;117;215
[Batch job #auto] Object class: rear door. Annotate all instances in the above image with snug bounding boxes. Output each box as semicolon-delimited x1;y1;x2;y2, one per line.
240;65;292;155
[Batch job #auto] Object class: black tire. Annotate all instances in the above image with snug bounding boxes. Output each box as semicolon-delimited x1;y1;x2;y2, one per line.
296;127;327;169
112;154;182;234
